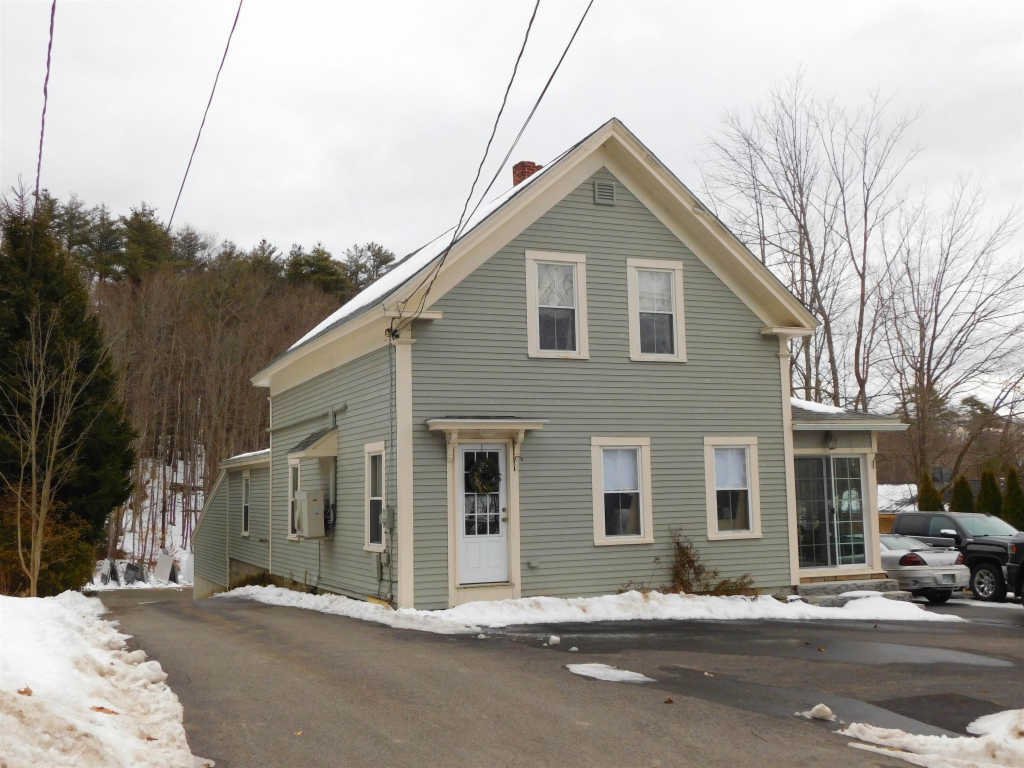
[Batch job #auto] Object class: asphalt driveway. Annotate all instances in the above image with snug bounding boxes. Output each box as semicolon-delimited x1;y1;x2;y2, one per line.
98;590;1023;768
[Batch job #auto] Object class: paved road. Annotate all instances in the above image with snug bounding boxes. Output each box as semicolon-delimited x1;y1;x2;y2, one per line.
99;590;1023;768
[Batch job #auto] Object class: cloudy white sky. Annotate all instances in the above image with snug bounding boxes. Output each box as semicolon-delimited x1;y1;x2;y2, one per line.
2;0;1022;258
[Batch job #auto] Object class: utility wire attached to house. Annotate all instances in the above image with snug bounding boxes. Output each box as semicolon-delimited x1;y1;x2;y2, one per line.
394;0;596;333
167;0;245;232
33;0;58;214
390;0;542;334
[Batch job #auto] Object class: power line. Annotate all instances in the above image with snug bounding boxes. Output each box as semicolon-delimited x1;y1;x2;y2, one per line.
397;0;596;330
392;0;541;329
33;0;57;213
167;0;244;231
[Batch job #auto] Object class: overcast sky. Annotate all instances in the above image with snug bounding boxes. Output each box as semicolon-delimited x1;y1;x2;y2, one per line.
2;0;1022;258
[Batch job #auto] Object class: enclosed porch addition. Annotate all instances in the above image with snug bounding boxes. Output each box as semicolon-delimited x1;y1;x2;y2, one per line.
790;401;908;580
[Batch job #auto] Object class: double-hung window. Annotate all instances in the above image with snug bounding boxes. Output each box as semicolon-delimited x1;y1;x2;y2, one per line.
591;437;654;545
627;258;686;362
704;437;761;539
288;461;300;536
364;442;385;551
241;471;250;536
525;251;589;358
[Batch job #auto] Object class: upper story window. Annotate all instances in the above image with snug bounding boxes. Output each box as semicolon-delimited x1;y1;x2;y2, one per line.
627;258;686;362
525;250;589;359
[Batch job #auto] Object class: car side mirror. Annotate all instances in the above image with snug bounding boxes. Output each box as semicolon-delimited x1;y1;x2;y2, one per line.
939;528;961;544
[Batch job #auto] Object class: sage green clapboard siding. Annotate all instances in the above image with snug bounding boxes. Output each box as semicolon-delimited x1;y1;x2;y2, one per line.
411;167;790;609
794;431;872;452
194;474;228;587
227;466;270;569
268;346;396;599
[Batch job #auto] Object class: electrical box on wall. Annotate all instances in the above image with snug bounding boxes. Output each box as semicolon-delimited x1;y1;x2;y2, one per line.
295;490;326;538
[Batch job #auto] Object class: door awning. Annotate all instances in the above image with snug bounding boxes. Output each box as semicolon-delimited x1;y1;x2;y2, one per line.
426;418;546;442
287;427;338;459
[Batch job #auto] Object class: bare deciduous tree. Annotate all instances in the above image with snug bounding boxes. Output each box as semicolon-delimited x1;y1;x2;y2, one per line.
0;308;108;595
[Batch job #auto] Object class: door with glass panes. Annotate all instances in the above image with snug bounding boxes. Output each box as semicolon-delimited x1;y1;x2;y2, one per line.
457;445;509;584
796;456;866;568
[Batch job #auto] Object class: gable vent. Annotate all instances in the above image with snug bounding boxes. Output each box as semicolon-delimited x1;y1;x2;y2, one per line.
593;180;616;206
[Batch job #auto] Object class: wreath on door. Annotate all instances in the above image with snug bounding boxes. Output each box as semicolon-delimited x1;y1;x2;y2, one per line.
467;457;501;494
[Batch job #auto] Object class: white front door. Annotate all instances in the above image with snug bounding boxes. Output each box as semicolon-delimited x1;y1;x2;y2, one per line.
457;444;509;584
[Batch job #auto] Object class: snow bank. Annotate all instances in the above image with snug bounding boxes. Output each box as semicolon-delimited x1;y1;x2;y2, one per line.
878;483;918;513
219;586;960;635
790;397;847;414
0;592;200;768
841;708;1024;768
566;663;654;683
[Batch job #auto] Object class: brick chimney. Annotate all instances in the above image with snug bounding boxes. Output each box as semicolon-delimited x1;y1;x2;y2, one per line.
513;160;542;186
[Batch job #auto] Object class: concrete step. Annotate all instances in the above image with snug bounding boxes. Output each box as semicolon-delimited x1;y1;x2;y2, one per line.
796;578;911;607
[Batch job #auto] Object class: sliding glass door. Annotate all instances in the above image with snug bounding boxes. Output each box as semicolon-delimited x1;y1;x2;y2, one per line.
796;456;866;568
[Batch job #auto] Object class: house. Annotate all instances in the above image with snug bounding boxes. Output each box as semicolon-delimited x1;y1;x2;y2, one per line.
193;118;906;609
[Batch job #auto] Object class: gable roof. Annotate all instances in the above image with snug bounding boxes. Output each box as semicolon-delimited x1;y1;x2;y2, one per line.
253;118;817;390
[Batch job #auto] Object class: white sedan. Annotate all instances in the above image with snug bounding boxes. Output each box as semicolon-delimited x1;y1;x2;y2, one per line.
879;534;969;604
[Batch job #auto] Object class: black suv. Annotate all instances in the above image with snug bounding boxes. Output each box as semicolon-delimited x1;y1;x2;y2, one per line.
891;511;1024;602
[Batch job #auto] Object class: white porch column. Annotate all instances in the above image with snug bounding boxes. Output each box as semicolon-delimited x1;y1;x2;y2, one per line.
778;337;801;586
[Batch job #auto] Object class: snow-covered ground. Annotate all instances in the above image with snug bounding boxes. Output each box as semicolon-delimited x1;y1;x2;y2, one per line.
85;555;192;592
878;483;918;513
566;663;654;683
219;586;962;635
0;592;204;768
842;708;1024;768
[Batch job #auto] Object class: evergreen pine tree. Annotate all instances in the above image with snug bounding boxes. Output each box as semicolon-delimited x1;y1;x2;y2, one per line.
950;475;975;513
0;194;134;593
1002;466;1024;530
917;472;944;511
976;470;1003;517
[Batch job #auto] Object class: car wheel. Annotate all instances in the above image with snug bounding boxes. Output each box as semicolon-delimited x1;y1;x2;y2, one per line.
970;563;1007;602
923;589;952;605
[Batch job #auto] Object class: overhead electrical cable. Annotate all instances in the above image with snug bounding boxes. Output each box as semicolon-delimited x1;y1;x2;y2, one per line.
33;0;57;213
396;0;596;331
167;0;244;231
392;0;542;329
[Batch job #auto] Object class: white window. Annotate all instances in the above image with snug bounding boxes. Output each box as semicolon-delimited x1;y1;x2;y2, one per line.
704;437;761;539
525;250;589;359
241;471;251;536
364;442;385;552
591;437;654;545
288;460;300;537
626;258;686;362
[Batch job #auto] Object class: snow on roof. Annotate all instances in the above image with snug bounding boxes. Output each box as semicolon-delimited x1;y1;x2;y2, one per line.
224;448;270;462
790;397;846;415
877;483;918;513
287;141;579;352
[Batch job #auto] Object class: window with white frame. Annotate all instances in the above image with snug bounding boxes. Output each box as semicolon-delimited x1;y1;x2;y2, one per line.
241;471;250;536
288;461;300;536
704;437;761;539
525;250;589;358
591;437;654;545
364;442;385;551
626;258;686;361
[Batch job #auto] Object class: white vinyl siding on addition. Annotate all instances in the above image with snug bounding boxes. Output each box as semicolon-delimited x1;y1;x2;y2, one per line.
704;437;762;540
364;442;385;552
626;258;686;362
591;437;654;546
525;250;589;359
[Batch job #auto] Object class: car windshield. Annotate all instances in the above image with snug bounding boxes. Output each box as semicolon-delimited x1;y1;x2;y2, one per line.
881;534;930;551
958;516;1019;537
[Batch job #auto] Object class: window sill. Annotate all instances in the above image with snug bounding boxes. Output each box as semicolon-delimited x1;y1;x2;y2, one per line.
287;534;300;541
240;532;250;538
706;529;763;541
364;543;386;553
528;350;589;360
630;352;686;363
593;535;655;547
